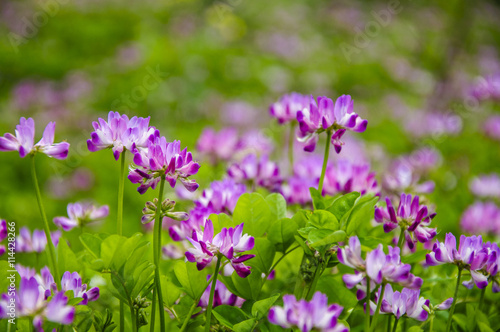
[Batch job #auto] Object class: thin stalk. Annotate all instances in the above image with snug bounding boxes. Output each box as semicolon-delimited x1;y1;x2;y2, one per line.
365;276;371;332
386;315;392;332
478;286;486;311
318;130;332;194
131;307;137;332
370;283;386;332
397;230;405;250
429;315;434;332
152;175;167;332
205;257;222;332
391;318;399;332
445;267;463;332
288;122;296;169
179;275;215;332
30;155;60;286
117;152;126;332
262;245;300;288
294;254;307;298
305;266;321;300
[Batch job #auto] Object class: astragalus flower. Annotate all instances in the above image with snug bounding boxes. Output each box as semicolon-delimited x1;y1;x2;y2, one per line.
87;111;156;160
426;234;490;289
0;219;6;256
268;292;348;332
0;117;69;159
16;227;61;253
228;153;281;191
185;219;255;277
460;201;500;237
470;174;500;198
128;136;200;194
196;127;239;164
371;284;430;321
483;115;500;141
141;198;188;225
470;73;500;101
270;92;310;124
375;194;436;250
296;94;367;153
323;159;379;197
383;160;435;195
199;275;245;309
60;271;100;305
53;201;109;231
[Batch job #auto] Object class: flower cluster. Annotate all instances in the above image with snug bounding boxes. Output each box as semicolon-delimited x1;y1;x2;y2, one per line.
185;220;255;277
87;111;156;160
296;94;367;153
269;92;310;124
268;292;348;332
199;275;245;309
228;153;282;191
323;159;379;197
16;227;61;253
483;115;500;141
129;136;200;194
470;73;500;102
369;284;430;321
53;201;109;231
0;117;69;159
470;174;500;198
375;194;437;250
461;201;500;237
141;198;188;225
383;159;435;195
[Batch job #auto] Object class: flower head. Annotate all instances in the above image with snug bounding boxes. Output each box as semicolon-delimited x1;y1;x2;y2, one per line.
228;153;281;191
196;127;239;164
53;201;109;231
483;115;500;141
460;201;500;237
87;111;156;160
199;275;244;308
60;271;100;305
268;292;348;332
185;219;255;278
0;117;69;159
141;198;189;224
129;136;200;194
270;92;310;124
470;174;500;199
16;228;61;253
0;219;7;256
383;160;435;195
323;159;379;197
372;284;429;321
296;95;367;153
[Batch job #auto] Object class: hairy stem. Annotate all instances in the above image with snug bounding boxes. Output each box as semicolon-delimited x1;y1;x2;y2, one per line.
205;257;222;332
30;155;60;286
318;130;332;194
445;267;462;332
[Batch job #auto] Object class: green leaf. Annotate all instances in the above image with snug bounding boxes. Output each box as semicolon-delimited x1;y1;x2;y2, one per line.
308;210;339;230
210;213;235;234
110;233;143;270
453;313;467;331
309;187;325;210
161;275;181;307
478;322;494;332
265;193;287;220
308;230;346;249
327;192;360;220
58;239;79;273
316;275;358;309
173;261;207;299
233;193;274;237
221;267;263;300
297;227;316;239
294;234;313;256
100;235;123;268
212;305;249;329
344;195;378;236
79;233;103;259
252;294;280;320
267;218;298;252
248;238;275;274
406;327;422;332
0;261;14;294
234;319;256;332
291;210;311;228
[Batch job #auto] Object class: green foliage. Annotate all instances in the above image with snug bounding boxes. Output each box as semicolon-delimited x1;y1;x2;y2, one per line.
172;261;208;300
233;193;274;237
267;217;299;252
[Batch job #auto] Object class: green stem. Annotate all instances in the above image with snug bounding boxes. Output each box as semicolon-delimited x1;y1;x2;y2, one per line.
391;318;399;332
179;276;215;332
131;307;137;332
386;315;392;332
205;257;222;332
397;230;405;250
429;315;434;332
117;152;126;332
288;122;296;170
262;245;300;288
371;283;386;332
294;254;307;298
478;286;486;311
318;130;332;194
366;276;371;332
30;155;60;286
305;257;330;301
149;288;156;332
445;267;462;332
152;175;167;332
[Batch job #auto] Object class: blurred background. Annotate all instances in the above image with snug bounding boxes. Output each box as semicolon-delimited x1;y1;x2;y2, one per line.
1;0;500;246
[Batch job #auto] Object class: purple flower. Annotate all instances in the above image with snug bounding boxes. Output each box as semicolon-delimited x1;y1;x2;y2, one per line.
53;201;109;231
323;159;379;197
470;74;500;101
0;117;69;159
185;219;255;278
270;92;310;124
383;160;435;195
60;271;100;305
482;242;500;293
87;111;156;160
129;136;200;194
169;179;246;241
196;127;239;164
268;292;348;332
375;194;436;250
236;130;274;157
371;284;429;321
281;155;322;205
470;174;500;198
228;153;282;191
16;228;61;253
483;115;500;141
296;94;367;153
460;201;500;237
426;233;490;289
406;147;441;173
199;275;244;308
0;219;7;256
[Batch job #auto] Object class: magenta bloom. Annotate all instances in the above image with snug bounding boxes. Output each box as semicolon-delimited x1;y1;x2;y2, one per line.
0;219;7;256
228;153;281;191
323;159;379;197
460;201;500;237
470;74;500;101
281;155;322;205
268;292;348;332
383;160;435;195
53;201;109;231
482;242;500;293
87;111;156;160
483;115;500;141
16;228;61;253
169;179;246;241
129;136;200;194
270;92;310;124
199;275;244;309
426;234;490;289
296;95;367;153
0;117;69;159
185;219;255;278
371;284;430;321
406;147;441;173
196;127;239;164
60;271;100;305
470;174;500;198
375;194;436;250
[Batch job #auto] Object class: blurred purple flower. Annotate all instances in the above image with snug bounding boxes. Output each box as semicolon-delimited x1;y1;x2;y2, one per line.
296;95;367;153
460;201;500;237
185;219;255;278
87;111;156;160
323;159;379;197
199;275;244;308
383;160;435;195
470;74;500;101
482;242;500;292
196;127;239;164
483;115;500;141
406;147;441;173
236;130;274;157
16;228;61;253
370;284;429;321
268;292;348;332
270;92;310;124
228;153;282;191
129;136;200;194
470;174;500;198
0;219;6;256
375;194;436;250
0;117;69;159
53;201;109;231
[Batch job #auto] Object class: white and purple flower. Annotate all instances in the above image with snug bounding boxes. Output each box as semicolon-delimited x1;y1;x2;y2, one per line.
16;227;61;253
270;92;310;124
53;201;109;231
